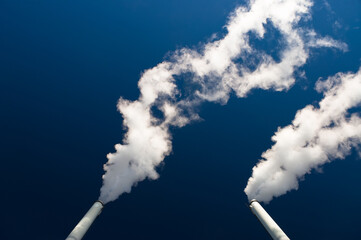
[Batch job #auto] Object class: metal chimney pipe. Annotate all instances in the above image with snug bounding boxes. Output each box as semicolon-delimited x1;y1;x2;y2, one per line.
66;200;104;240
249;199;290;240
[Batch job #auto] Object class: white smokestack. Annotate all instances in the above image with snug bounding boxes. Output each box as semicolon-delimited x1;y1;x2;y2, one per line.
66;201;104;240
245;67;361;203
99;0;346;204
249;199;290;240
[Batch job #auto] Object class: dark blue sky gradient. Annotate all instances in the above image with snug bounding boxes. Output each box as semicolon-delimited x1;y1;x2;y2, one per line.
1;0;360;239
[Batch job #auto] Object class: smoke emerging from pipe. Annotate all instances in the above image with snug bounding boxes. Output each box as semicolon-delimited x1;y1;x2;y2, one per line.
99;0;346;204
245;68;361;203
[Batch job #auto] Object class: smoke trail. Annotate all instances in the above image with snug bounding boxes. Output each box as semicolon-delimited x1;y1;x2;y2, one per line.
245;67;361;203
99;0;346;204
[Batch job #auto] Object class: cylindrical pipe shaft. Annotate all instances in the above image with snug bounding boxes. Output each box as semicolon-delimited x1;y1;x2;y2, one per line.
66;200;104;240
249;199;290;240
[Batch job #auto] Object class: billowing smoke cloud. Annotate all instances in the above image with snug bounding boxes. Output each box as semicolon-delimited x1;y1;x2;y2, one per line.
99;0;346;204
245;67;361;203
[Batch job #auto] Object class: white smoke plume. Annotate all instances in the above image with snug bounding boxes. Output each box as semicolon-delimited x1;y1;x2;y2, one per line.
99;0;346;204
245;67;361;203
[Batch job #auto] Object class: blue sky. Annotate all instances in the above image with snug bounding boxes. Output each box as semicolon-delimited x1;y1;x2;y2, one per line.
1;0;361;239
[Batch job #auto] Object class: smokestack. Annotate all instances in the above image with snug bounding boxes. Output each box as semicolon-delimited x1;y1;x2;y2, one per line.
249;199;290;240
66;200;104;240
